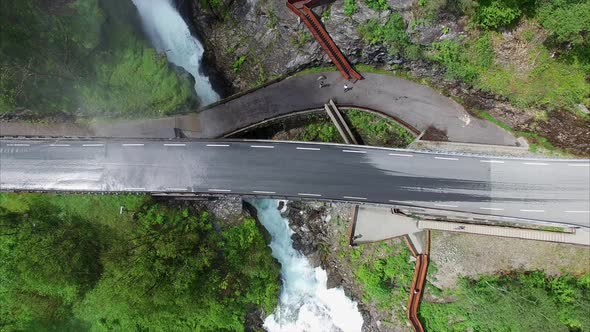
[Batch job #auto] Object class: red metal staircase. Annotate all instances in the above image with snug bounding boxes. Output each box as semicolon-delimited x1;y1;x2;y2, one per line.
287;0;363;81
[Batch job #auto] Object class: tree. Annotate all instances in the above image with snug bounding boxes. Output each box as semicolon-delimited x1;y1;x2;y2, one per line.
0;200;101;331
75;206;279;331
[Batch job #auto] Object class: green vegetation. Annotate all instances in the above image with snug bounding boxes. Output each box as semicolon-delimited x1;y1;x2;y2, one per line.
358;13;417;58
232;55;248;73
296;116;343;143
333;236;415;324
0;0;193;117
321;7;331;21
343;0;358;17
352;0;589;120
294;109;414;147
537;1;590;50
421;271;590;331
346;109;415;146
474;0;528;29
352;245;414;312
0;193;280;331
364;0;389;11
267;9;279;29
291;31;312;50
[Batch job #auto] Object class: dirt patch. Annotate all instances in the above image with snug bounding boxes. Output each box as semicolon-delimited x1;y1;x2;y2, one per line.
492;20;547;77
421;126;448;141
519;110;590;156
430;231;590;289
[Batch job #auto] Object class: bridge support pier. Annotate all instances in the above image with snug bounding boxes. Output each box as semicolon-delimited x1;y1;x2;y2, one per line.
325;100;358;145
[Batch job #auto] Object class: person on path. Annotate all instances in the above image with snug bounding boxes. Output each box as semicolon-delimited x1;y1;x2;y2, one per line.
344;84;352;92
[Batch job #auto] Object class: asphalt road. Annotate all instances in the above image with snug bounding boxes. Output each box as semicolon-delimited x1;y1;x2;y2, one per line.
1;139;588;227
23;72;514;146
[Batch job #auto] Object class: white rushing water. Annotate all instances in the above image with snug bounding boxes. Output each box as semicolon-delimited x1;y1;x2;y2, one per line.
251;199;364;332
131;0;220;105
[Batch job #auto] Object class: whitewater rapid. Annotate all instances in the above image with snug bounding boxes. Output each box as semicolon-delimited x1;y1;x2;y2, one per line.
251;199;364;332
131;0;220;105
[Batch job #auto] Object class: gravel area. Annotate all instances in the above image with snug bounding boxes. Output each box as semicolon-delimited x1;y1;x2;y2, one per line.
430;230;590;289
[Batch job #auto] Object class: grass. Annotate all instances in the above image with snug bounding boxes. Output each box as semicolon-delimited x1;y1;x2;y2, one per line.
0;193;148;232
420;272;590;331
476;46;589;111
293;110;415;147
346;109;415;147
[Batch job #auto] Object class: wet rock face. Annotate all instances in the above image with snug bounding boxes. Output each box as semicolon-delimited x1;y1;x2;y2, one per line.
281;201;330;258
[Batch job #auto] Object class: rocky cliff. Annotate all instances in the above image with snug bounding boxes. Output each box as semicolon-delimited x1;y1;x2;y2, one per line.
185;0;445;90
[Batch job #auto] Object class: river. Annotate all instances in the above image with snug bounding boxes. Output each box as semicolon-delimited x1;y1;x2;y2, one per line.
251;199;364;332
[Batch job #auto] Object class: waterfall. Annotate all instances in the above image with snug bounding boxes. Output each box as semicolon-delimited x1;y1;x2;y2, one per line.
131;0;220;105
251;199;364;332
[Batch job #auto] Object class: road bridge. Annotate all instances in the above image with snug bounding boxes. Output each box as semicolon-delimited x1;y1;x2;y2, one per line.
1;138;588;228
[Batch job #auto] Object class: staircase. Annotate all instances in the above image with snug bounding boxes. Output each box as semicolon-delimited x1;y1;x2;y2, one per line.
287;0;363;81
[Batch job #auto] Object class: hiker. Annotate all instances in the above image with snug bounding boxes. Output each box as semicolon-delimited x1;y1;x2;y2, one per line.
344;84;351;92
319;81;325;88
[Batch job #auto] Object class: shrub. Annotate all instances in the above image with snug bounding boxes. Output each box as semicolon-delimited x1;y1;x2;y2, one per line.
343;0;357;16
429;40;478;82
420;272;590;331
537;0;590;47
475;0;522;30
232;55;247;73
358;13;410;56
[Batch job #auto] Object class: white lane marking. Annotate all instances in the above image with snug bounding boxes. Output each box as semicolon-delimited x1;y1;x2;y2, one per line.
49;144;70;147
565;210;590;213
7;143;30;147
208;188;231;192
296;147;321;151
253;190;276;194
480;207;504;211
343;196;367;200
389;153;413;157
523;162;548;166
164;143;186;147
166;187;188;191
207;144;229;147
434;156;459;161
342;150;366;154
568;163;590;167
250;145;274;149
124;187;146;191
520;209;545;212
480;160;505;164
122;143;144;147
434;203;458;208
298;193;322;197
83;144;104;147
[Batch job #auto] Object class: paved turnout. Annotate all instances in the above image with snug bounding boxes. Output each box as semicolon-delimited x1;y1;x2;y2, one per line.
0;138;588;227
2;72;513;145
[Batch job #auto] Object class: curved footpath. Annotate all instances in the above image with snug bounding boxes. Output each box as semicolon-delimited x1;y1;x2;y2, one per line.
1;72;517;146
